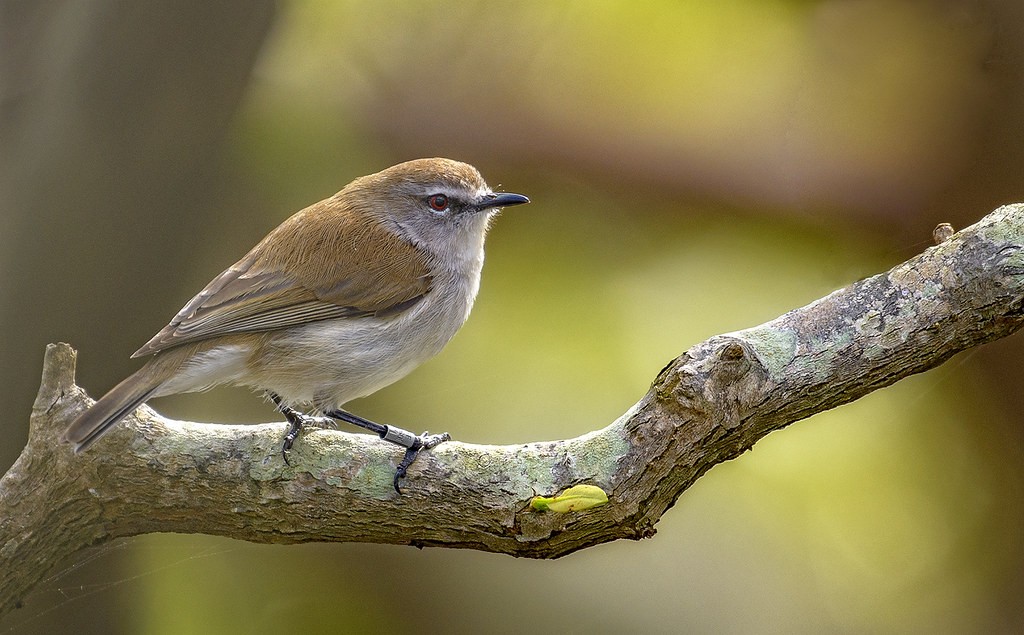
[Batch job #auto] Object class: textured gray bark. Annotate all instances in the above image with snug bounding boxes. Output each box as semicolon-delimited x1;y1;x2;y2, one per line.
3;203;1024;617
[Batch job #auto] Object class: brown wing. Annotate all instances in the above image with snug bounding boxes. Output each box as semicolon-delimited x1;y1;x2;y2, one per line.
132;202;433;357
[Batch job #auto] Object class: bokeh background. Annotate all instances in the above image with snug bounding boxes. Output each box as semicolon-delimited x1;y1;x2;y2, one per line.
3;1;1024;633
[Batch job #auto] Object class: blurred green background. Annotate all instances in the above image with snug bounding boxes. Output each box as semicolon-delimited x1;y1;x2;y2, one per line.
3;1;1024;633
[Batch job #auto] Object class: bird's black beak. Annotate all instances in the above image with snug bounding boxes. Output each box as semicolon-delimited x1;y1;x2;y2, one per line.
477;192;530;211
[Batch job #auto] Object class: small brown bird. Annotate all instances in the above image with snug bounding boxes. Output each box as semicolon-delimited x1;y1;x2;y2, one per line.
64;158;529;490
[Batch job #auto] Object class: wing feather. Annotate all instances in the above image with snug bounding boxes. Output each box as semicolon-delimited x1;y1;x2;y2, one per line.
132;201;432;357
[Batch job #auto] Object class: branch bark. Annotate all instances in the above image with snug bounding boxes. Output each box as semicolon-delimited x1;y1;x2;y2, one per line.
4;203;1024;617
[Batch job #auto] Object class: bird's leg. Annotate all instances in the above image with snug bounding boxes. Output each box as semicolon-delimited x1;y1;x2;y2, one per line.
268;393;337;465
324;408;451;493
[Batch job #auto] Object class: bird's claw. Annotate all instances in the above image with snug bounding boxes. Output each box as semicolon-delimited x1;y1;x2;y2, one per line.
281;418;302;466
279;410;335;466
303;415;339;430
393;431;451;494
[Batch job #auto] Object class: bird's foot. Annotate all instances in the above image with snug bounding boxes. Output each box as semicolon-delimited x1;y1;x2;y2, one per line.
391;430;451;494
270;394;337;465
325;408;451;493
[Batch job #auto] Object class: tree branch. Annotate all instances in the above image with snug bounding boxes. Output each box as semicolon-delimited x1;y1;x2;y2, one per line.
4;203;1024;616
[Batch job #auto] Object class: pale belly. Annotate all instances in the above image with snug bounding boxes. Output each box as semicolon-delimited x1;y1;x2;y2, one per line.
156;284;473;411
245;302;466;410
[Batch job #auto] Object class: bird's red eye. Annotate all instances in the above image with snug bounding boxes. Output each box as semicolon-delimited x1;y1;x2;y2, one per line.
428;194;449;211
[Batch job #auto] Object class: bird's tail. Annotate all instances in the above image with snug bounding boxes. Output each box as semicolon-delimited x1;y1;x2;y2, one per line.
64;361;170;453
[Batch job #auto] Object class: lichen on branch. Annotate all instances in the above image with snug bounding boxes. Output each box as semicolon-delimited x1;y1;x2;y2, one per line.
3;204;1024;618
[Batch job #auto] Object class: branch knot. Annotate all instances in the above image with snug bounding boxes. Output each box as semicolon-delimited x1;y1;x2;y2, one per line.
655;338;769;430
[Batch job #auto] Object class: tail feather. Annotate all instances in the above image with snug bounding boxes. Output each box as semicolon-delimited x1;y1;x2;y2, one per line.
64;369;161;453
